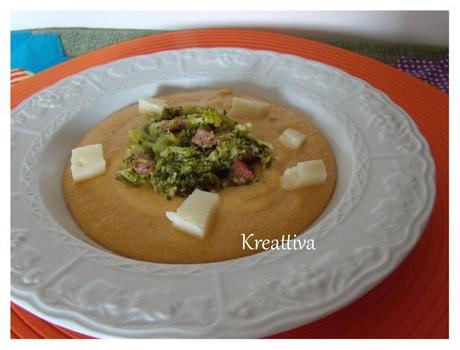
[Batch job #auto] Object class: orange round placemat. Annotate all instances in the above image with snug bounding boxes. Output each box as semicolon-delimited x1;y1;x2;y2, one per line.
11;29;448;339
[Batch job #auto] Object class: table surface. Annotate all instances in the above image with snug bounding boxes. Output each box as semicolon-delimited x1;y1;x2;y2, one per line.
31;27;448;65
11;28;449;339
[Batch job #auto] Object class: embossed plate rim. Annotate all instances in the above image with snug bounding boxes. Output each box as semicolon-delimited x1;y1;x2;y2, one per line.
11;47;436;338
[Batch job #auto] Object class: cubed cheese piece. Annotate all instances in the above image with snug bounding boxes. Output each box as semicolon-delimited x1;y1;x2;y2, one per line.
280;166;300;190
71;144;106;183
281;159;327;190
138;97;167;117
229;97;270;119
165;189;221;239
278;128;307;149
296;160;328;186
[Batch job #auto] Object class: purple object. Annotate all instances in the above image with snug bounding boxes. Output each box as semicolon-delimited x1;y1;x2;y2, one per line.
393;55;449;93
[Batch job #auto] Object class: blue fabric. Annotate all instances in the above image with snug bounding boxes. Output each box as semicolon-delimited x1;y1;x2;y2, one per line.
11;31;70;73
11;31;32;52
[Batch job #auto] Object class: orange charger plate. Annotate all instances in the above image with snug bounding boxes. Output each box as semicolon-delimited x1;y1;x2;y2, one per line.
11;29;448;339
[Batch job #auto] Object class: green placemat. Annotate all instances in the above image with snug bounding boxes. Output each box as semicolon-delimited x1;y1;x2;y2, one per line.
30;27;448;65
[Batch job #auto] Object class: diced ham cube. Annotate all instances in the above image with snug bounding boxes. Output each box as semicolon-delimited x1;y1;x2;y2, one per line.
160;118;187;133
132;154;155;176
191;128;217;148
230;159;254;185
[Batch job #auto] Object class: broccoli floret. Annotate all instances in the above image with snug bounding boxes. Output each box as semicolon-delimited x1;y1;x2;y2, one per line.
117;168;144;185
160;107;184;120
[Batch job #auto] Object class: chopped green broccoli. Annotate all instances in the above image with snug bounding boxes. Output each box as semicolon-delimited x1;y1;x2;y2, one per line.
117;168;144;185
117;104;272;198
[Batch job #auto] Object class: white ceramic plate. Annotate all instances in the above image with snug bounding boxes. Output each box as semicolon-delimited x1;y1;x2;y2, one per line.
11;48;435;338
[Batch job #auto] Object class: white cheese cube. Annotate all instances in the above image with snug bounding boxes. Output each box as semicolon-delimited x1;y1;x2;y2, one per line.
138;97;167;117
71;144;106;183
296;160;328;187
165;189;221;239
280;166;300;190
229;97;270;119
281;159;327;190
278;128;307;149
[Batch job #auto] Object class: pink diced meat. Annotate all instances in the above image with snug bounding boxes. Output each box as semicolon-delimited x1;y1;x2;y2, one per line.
161;118;187;133
230;159;254;184
191;128;217;148
132;154;155;176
